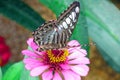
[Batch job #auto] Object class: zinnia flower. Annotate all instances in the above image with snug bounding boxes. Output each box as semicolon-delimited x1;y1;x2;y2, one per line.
22;38;90;80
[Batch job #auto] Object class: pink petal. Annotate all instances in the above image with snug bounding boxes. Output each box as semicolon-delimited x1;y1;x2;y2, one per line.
80;49;87;56
60;64;70;70
25;59;42;65
23;58;40;64
70;65;89;76
30;65;49;76
67;40;81;47
62;70;74;80
68;47;81;53
63;70;81;80
26;61;43;66
25;62;43;70
69;71;81;80
53;72;62;80
27;38;38;50
42;71;53;80
22;50;39;58
68;57;90;65
35;50;45;55
68;51;85;60
25;64;31;70
68;48;87;56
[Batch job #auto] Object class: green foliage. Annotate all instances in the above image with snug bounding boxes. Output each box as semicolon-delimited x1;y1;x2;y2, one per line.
2;58;39;80
1;62;13;75
0;0;45;31
20;67;39;80
83;0;120;72
0;68;2;80
39;0;89;52
2;62;23;80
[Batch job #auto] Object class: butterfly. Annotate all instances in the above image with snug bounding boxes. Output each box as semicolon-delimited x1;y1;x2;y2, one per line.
32;1;80;50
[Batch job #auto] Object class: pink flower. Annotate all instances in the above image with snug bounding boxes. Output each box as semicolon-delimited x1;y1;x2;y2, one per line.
22;38;90;80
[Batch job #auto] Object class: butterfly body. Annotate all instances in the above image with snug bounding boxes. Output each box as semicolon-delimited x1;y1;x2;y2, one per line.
32;1;80;50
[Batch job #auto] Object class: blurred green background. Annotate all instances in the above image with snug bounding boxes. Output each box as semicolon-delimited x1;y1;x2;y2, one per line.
0;0;120;80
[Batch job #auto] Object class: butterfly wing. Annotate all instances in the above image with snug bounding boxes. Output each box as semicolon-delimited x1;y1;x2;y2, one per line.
57;1;80;46
32;20;59;50
32;1;80;50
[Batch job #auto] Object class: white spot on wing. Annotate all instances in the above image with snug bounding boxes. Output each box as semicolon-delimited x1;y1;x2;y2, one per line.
66;17;71;24
70;23;72;26
58;25;61;30
71;12;76;22
63;22;68;29
75;7;79;13
54;28;57;31
59;25;64;29
58;25;63;34
49;30;55;44
54;32;58;44
40;41;43;45
68;29;72;34
71;26;74;29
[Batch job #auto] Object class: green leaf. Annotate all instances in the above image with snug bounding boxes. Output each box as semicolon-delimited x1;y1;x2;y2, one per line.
83;0;120;72
20;66;39;80
2;61;23;80
0;0;45;31
2;60;39;80
39;0;89;52
0;68;2;80
1;62;13;75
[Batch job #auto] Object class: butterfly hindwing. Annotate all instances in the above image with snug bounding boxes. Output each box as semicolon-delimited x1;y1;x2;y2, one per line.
32;21;58;49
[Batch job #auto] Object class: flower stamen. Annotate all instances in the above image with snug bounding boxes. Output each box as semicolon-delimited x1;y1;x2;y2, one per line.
47;49;68;63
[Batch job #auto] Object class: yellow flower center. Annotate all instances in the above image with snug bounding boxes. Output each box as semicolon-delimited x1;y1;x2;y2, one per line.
47;49;69;63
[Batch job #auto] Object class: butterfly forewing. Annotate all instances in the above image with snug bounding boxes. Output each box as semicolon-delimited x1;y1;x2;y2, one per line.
57;1;80;47
32;1;80;50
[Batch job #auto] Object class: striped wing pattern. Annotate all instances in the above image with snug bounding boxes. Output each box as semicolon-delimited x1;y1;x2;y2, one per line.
32;1;80;50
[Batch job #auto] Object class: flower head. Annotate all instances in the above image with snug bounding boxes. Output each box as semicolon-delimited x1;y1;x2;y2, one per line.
22;38;90;80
